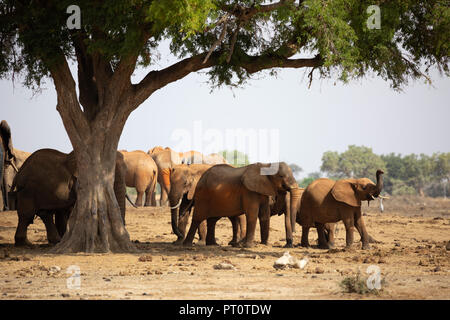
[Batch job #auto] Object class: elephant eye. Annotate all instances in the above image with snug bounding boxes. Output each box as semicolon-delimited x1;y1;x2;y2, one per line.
362;185;367;190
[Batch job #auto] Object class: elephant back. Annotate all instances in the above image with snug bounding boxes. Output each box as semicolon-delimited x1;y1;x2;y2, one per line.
14;149;74;204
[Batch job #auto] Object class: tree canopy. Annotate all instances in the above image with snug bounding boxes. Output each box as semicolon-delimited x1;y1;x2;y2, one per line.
1;0;448;94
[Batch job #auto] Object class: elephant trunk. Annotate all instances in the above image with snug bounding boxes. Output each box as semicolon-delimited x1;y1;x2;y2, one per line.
289;187;303;234
169;193;184;239
375;169;384;196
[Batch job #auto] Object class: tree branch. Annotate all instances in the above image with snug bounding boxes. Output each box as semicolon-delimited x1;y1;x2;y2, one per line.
48;53;91;149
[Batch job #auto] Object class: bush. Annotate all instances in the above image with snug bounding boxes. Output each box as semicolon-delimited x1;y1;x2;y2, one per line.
339;272;381;295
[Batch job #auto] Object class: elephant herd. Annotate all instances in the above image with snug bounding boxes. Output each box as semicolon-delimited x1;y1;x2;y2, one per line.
0;119;385;250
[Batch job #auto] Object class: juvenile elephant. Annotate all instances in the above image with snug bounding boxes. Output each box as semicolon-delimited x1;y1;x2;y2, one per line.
12;148;127;246
169;163;245;245
148;146;182;206
183;162;298;248
120;150;158;207
0;120;15;211
298;170;384;250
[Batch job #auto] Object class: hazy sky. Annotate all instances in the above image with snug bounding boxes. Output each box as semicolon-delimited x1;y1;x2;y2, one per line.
1;43;449;177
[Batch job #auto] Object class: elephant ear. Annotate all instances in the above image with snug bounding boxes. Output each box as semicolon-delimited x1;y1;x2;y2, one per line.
241;163;276;197
0;120;15;160
331;180;361;207
187;175;199;200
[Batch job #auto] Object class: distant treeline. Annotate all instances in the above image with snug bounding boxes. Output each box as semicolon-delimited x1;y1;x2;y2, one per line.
296;145;449;198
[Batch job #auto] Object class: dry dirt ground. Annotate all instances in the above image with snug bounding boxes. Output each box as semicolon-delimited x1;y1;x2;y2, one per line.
0;196;449;300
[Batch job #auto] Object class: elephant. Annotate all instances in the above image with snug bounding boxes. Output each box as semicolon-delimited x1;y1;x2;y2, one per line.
183;162;298;248
297;169;384;250
169;163;245;246
0;120;15;211
148;146;182;206
120;150;158;207
12;148;127;246
179;150;204;164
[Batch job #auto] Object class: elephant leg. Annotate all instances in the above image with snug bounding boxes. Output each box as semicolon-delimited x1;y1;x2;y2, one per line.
300;226;310;247
258;202;270;245
284;212;294;248
197;220;207;245
342;217;355;249
205;217;220;246
135;190;144;207
354;212;370;250
315;222;330;249
151;189;157;206
324;223;336;249
183;209;203;246
228;216;240;247
243;206;259;248
144;188;152;207
14;213;34;247
37;210;61;245
55;209;69;238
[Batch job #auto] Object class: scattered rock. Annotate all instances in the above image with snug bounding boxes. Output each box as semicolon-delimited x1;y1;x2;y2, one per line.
138;255;153;262
273;252;301;270
315;267;325;274
433;266;441;272
61;293;70;298
213;262;236;270
48;266;61;275
378;257;387;264
363;256;377;264
236;253;258;259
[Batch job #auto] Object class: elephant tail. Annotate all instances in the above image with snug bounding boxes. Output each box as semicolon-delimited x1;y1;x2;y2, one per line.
126;193;138;208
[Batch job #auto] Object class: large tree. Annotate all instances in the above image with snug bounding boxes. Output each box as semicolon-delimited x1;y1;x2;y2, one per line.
1;0;448;253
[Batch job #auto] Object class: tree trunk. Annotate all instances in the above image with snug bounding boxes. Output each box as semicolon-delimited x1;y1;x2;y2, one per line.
52;136;135;253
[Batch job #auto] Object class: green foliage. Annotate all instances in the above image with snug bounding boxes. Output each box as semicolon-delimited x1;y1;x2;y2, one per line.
298;172;323;188
321;145;386;180
220;149;249;167
318;145;450;197
0;0;448;91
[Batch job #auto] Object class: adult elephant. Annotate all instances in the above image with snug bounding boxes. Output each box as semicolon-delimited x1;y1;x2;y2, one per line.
120;150;158;207
183;162;298;248
169;163;245;245
148;146;182;206
297;170;384;250
0;120;15;211
12;148;127;246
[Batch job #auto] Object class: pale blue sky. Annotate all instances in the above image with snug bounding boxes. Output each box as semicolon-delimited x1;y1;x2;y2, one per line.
1;43;449;177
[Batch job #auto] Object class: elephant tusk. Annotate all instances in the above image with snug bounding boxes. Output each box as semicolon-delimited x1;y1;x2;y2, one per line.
370;194;376;200
170;199;182;210
10;160;18;173
378;195;390;199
